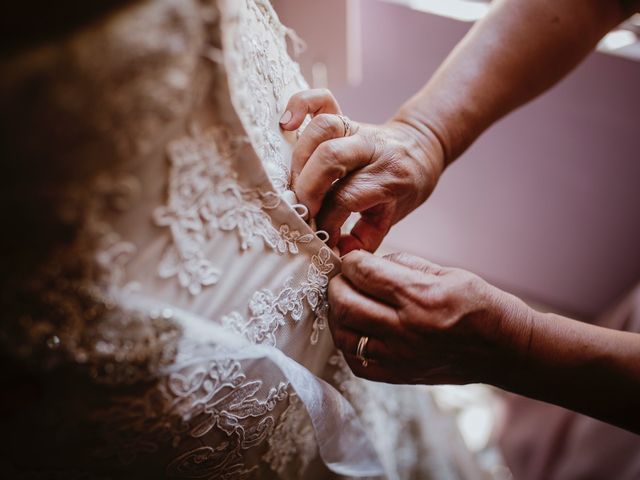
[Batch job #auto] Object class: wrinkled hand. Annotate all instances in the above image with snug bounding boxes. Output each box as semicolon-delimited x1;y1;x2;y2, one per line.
280;89;445;254
328;250;534;385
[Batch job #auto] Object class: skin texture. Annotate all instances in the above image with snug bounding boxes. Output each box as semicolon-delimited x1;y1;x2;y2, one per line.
330;251;640;433
282;89;443;254
281;0;640;432
281;0;637;252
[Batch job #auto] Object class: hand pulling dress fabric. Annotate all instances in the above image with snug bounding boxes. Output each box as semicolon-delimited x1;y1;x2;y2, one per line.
0;0;482;478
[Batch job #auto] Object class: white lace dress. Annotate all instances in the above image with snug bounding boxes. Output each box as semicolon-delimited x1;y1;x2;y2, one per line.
0;1;480;478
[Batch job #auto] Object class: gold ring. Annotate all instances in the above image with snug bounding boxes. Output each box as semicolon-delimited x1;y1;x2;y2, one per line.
337;114;353;137
356;335;369;367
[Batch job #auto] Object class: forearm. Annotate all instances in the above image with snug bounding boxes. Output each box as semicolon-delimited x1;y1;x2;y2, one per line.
394;0;632;164
495;307;640;433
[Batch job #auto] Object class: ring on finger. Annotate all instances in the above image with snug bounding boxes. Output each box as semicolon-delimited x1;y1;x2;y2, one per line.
337;114;355;137
356;335;370;367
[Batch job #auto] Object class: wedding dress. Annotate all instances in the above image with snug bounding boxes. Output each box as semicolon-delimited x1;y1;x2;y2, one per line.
0;0;481;478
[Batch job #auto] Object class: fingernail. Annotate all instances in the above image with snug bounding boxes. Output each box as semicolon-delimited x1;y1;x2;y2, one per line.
279;110;292;125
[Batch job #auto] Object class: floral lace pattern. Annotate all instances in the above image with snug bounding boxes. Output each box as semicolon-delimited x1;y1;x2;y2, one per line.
153;126;314;296
222;247;334;346
0;1;355;478
230;0;308;192
263;393;316;478
92;357;290;478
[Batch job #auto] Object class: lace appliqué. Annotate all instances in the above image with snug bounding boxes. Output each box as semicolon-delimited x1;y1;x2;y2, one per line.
92;358;289;479
222;246;334;345
154;126;312;296
230;0;308;192
263;393;316;478
275;224;314;254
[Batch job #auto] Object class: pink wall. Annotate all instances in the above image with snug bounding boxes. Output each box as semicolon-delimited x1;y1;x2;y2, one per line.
276;0;640;318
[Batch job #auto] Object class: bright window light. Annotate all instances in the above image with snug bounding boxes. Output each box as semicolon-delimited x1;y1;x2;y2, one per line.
386;0;490;22
598;29;638;51
380;0;640;62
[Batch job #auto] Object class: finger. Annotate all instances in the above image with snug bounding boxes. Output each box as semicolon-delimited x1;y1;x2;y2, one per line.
331;327;392;364
346;355;464;385
290;113;358;187
280;88;341;131
340;250;415;306
342;354;400;383
383;252;444;275
294;135;374;218
316;171;389;247
328;274;400;337
336;205;394;254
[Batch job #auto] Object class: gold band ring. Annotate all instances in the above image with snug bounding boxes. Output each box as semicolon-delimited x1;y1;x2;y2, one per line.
337;114;353;137
356;335;370;367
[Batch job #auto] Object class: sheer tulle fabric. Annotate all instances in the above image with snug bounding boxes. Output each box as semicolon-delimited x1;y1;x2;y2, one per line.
124;292;384;476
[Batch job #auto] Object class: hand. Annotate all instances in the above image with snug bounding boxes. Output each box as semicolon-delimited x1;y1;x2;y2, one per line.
280;89;446;254
327;250;534;385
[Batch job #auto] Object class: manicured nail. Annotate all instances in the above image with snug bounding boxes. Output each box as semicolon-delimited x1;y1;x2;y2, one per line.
280;110;292;125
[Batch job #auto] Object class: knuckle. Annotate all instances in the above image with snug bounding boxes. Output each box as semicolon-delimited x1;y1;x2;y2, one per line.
385;156;415;182
442;267;471;290
333;187;355;206
384;251;415;266
399;277;439;313
318;140;340;161
316;143;348;179
459;272;478;292
426;285;448;309
352;258;374;284
313;114;341;136
290;90;307;105
396;307;416;331
371;130;388;159
383;252;403;263
318;87;333;100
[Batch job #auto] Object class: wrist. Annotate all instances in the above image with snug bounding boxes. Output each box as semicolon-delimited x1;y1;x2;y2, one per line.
478;285;537;388
387;114;446;189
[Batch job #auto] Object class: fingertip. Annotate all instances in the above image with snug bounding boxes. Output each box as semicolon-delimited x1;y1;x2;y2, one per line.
280;110;308;131
341;247;368;268
279;110;292;125
280;110;306;131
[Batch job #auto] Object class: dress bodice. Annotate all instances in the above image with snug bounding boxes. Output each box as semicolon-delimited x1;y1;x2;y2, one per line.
0;1;481;478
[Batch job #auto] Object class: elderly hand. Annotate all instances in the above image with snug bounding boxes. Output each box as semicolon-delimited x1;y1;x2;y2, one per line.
328;250;534;385
280;89;445;254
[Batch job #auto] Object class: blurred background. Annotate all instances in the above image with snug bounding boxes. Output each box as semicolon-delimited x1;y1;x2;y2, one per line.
273;0;640;477
273;0;640;320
